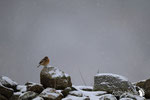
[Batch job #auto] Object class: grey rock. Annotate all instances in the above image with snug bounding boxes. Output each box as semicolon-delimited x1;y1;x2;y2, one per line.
94;73;138;96
40;66;72;89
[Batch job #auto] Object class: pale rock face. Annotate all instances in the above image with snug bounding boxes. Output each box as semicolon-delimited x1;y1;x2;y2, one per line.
40;66;72;89
94;73;138;96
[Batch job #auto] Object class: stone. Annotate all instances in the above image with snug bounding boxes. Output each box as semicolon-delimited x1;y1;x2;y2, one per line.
0;94;8;100
135;79;150;98
18;91;38;100
99;94;117;100
25;82;44;94
94;73;138;96
0;83;14;98
0;76;18;91
40;66;72;89
9;92;22;100
61;87;72;97
39;88;63;100
120;92;145;100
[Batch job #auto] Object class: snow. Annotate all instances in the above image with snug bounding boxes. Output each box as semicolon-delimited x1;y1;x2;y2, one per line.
48;66;69;78
95;73;128;81
72;85;107;100
17;85;27;92
62;95;88;100
1;76;18;85
33;96;43;100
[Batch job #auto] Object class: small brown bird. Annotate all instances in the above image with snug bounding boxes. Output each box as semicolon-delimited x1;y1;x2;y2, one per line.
37;56;50;67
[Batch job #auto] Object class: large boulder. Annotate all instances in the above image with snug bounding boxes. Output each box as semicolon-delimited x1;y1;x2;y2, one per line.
40;66;72;89
0;76;18;91
94;73;138;96
25;82;44;94
0;83;14;98
39;88;63;100
135;79;150;98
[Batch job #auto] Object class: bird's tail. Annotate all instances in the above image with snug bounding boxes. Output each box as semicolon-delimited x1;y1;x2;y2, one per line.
37;65;40;68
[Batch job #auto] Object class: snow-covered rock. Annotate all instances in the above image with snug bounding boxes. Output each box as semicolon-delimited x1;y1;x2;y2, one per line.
40;66;72;89
0;76;18;91
120;92;145;100
25;82;44;93
39;88;63;100
62;95;89;100
94;73;138;96
9;92;23;100
99;94;117;100
18;91;38;100
69;91;83;97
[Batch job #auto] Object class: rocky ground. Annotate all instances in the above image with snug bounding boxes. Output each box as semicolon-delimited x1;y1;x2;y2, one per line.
0;66;149;100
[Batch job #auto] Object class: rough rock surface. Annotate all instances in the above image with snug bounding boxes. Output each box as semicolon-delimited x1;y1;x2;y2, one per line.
25;82;44;94
40;66;72;89
99;94;117;100
94;73;138;96
32;96;44;100
0;83;14;98
39;88;63;100
18;91;38;100
9;92;22;100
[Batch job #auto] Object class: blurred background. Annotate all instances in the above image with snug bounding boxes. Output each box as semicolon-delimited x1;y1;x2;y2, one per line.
0;0;150;85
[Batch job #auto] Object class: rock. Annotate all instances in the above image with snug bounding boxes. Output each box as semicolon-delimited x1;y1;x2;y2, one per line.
61;87;72;97
120;92;145;100
0;83;14;98
0;76;18;91
94;73;138;96
39;88;63;100
135;79;150;98
0;94;8;100
40;66;72;89
25;82;44;94
99;94;117;100
18;91;38;100
9;92;22;100
62;95;89;100
32;96;44;100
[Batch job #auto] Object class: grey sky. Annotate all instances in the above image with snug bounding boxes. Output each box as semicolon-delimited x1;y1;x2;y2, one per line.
0;0;150;85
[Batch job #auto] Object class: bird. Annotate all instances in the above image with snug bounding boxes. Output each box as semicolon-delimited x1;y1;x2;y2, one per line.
37;56;50;68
